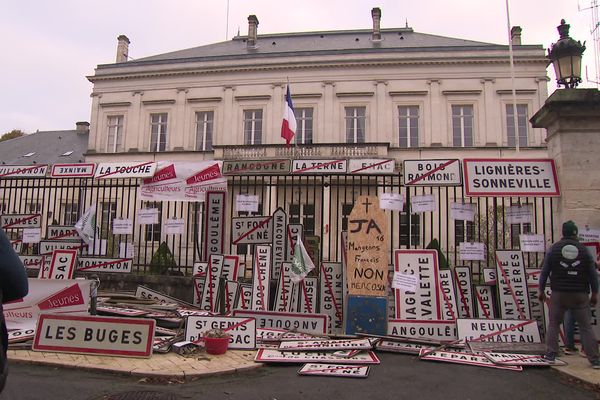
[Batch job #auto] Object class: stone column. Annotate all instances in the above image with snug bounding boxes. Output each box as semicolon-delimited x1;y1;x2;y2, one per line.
530;89;600;233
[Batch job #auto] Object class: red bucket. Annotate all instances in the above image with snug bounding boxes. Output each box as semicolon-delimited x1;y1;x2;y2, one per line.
204;336;230;355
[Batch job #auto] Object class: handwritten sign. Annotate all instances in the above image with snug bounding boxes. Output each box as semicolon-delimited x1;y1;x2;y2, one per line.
346;196;388;296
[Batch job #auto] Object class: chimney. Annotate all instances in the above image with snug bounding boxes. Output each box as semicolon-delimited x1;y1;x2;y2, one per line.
510;26;522;46
76;121;90;135
371;7;382;41
247;15;259;48
116;35;130;63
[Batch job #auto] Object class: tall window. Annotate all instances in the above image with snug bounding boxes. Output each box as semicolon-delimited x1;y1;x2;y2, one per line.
100;202;116;240
295;108;313;145
345;107;366;143
400;214;421;247
150;113;168;152
455;220;476;245
243;109;263;145
398;106;419;148
144;202;162;242
452;105;474;147
106;115;124;153
506;104;528;147
195;111;214;151
62;202;79;226
290;204;315;235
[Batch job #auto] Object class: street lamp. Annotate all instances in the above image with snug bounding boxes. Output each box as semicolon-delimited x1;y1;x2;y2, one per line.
548;19;586;88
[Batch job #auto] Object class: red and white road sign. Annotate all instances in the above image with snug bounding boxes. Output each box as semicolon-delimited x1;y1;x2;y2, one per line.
298;363;370;378
48;249;77;279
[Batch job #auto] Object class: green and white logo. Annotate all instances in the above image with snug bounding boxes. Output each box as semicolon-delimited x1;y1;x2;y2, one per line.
561;244;579;260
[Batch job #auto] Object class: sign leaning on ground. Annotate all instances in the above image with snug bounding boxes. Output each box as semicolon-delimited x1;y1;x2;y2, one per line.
387;319;458;341
254;348;380;364
33;314;155;358
403;159;462;186
456;318;541;343
298;363;370;378
233;309;328;335
495;250;531;320
185;316;256;349
463;158;560;196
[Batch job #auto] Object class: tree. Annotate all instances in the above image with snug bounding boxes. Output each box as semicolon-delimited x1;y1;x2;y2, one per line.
0;129;24;142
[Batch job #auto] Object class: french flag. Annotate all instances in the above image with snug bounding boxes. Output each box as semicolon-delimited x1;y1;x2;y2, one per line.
280;85;297;147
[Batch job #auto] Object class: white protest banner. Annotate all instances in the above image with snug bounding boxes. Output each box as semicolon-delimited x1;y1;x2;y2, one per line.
236;194;259;212
463;158;560;197
139;161;226;202
48;249;77;279
112;218;133;235
392;272;418;292
251;245;271;311
164;218;185;235
394;249;441;320
319;262;344;334
459;242;485;261
137;208;159;225
200;255;224;312
185;316;256;349
204;192;226;260
580;227;600;243
454;266;474;318
403;159;462;186
456;318;541;343
279;338;372;351
450;202;476;221
298;363;370;378
348;159;395;175
4;278;91;330
233;309;328;335
1;214;42;229
95;161;156;179
410;194;436;213
254;349;380;364
474;285;496;319
22;228;41;244
387;319;458;341
419;349;522;371
51;163;95;178
379;192;404;211
438;270;458;320
77;257;132;274
33;314;155;358
506;204;533;224
495;250;531;320
519;234;546;252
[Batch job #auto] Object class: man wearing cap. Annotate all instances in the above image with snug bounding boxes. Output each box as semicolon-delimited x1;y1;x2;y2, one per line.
538;220;600;368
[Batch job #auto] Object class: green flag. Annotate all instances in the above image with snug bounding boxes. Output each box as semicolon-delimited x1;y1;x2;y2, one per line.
290;239;315;284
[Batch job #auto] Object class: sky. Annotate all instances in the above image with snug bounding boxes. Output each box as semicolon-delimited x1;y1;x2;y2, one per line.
1;0;598;135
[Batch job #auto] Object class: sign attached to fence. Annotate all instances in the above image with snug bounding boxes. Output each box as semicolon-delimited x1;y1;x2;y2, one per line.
95;161;156;179
403;159;462;186
51;163;96;178
348;159;395;175
0;165;48;178
387;319;458;341
291;159;348;174
232;216;273;245
1;214;42;229
456;318;541;343
495;250;531;320
233;309;328;335
185;316;256;349
463;158;560;197
222;159;291;175
77;257;133;273
46;226;80;241
33;314;155;358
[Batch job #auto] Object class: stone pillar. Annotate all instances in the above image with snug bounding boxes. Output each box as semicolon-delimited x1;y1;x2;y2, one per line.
530;89;600;234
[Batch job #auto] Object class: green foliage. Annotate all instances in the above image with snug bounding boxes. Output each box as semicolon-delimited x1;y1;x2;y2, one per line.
149;241;177;275
0;129;24;142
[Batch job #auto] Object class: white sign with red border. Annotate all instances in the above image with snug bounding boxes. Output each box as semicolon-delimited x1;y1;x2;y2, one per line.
387;319;457;341
291;159;347;174
136;285;194;307
495;250;531;320
456;318;541;343
298;363;370;378
463;158;560;197
185;316;256;349
279;338;372;351
394;249;441;320
48;249;77;279
1;214;42;229
94;161;156;179
454;266;474;318
474;285;496;319
419;349;522;371
20;255;44;270
255;348;380;364
319;262;344;334
46;225;80;241
298;277;317;314
96;304;148;317
51;163;95;178
251;245;271;311
0;165;48;178
200;254;224;312
275;262;294;312
403;159;462;186
233;309;328;335
438;270;458;320
483;352;565;366
204;192;226;259
33;314;155;358
77;257;132;273
348;159;395;175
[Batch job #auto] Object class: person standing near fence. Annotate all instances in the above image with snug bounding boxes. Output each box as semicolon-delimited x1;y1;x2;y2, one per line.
538;220;600;368
0;229;29;393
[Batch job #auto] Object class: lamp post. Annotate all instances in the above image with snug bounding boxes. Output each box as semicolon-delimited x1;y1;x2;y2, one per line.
548;19;586;88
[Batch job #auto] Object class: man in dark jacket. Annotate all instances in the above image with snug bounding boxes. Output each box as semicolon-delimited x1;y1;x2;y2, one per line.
0;229;29;393
538;220;600;368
